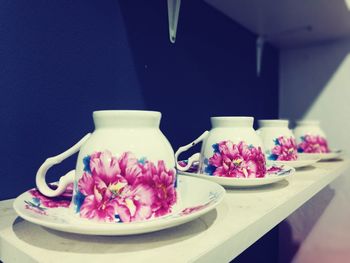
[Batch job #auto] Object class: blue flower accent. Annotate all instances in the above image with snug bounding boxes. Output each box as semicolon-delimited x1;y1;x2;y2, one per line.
297;148;304;153
180;160;188;165
274;138;280;145
300;136;305;142
83;155;91;173
205;165;216;175
212;143;220;153
268;154;278;161
115;214;123;223
279;169;292;176
74;191;86;213
32;197;40;206
138;157;147;164
174;173;178;188
25;200;46;211
204;158;209;165
248;144;254;149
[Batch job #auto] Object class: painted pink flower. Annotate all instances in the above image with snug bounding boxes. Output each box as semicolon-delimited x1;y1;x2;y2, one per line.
25;203;47;215
29;183;73;208
180;204;207;216
250;146;267;177
76;150;177;222
77;151;143;222
177;160;199;173
141;160;177;217
270;136;298;161
77;173;124;222
90;151;124;185
297;135;330;153
207;141;266;178
79;184;117;222
267;166;283;174
115;184;155;222
78;172;95;196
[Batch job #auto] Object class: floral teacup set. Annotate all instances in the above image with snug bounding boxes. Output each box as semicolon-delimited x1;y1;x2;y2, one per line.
257;119;338;166
14;110;225;235
175;117;295;187
13;111;340;235
177;117;338;171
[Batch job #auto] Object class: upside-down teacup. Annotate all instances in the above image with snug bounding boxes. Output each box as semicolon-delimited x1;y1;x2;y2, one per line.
176;117;266;178
257;119;298;161
294;120;330;153
36;110;178;223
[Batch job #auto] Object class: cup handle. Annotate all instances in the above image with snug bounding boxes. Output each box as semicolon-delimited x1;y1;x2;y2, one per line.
35;133;91;197
175;131;209;171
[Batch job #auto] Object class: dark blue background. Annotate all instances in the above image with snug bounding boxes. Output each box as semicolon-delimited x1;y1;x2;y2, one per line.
0;1;279;262
0;0;278;200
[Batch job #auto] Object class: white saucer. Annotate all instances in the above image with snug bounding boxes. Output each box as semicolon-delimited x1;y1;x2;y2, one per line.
298;150;342;161
13;176;225;236
268;155;320;168
179;165;295;188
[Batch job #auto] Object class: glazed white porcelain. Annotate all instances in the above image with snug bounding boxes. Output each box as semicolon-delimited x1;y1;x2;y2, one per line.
14;176;225;235
294;120;327;141
35;110;178;223
179;164;295;188
294;120;330;154
268;156;320;168
298;151;342;161
257;120;298;161
176;117;266;178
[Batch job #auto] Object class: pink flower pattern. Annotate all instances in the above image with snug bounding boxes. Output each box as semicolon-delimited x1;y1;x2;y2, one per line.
297;135;330;153
177;160;199;173
205;141;266;178
267;166;283;174
28;183;73;208
76;151;177;223
25;203;47;215
179;204;208;216
269;136;298;161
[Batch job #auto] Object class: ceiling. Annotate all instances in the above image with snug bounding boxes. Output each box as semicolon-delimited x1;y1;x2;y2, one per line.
204;0;350;48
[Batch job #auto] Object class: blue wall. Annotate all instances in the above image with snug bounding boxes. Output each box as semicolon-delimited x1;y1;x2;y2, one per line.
0;0;278;200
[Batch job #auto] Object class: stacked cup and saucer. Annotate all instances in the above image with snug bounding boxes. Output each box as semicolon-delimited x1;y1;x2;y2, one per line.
176;117;295;188
294;120;342;161
13;111;225;235
257;119;321;168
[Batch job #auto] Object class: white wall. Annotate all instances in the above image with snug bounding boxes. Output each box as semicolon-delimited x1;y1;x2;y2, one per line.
279;37;350;263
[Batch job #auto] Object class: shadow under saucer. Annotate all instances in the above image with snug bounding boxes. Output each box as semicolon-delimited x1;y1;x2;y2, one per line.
319;157;344;162
295;166;317;172
225;179;290;194
12;209;217;254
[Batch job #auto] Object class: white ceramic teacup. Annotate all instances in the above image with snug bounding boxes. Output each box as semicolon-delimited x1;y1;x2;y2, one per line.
257;119;298;161
35;110;178;223
176;117;266;178
294;120;330;153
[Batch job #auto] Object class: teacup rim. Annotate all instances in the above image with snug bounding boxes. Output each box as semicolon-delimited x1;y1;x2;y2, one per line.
211;116;253;120
296;119;320;126
258;119;289;126
258;119;289;122
210;116;254;128
92;110;162;129
93;110;161;116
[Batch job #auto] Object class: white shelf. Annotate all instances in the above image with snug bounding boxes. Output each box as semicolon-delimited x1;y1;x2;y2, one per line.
1;160;349;263
204;0;350;48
